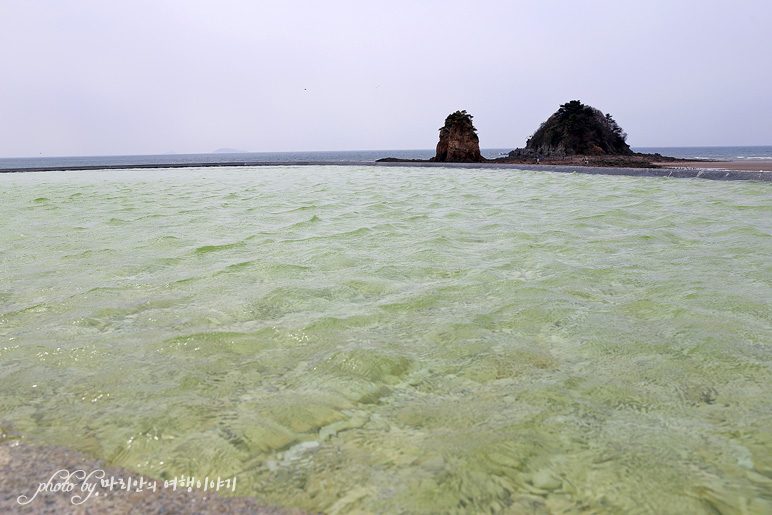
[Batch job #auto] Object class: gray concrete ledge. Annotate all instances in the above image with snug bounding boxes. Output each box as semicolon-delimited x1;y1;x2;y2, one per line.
2;160;771;182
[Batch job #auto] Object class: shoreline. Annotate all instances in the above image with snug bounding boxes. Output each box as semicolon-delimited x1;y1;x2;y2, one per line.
1;160;771;182
654;160;772;172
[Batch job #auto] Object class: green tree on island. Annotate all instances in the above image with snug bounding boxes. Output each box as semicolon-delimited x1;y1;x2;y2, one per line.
526;100;632;156
439;110;477;133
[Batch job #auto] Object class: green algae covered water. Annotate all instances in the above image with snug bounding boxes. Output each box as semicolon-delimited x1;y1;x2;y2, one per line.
2;165;772;513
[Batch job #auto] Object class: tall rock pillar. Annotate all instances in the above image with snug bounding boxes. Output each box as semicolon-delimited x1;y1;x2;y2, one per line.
431;110;484;163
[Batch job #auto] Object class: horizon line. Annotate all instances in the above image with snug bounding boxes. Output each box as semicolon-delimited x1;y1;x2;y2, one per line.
2;144;772;160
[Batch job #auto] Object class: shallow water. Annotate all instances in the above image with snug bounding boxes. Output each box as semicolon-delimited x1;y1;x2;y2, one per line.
2;166;772;513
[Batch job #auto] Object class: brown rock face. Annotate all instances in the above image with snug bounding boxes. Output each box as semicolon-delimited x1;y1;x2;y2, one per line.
432;110;483;162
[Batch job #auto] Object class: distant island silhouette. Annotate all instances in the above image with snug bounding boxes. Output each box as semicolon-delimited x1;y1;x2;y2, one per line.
212;148;250;154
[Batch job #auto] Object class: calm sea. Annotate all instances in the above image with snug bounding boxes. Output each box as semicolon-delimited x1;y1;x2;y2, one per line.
2;164;772;513
635;145;772;160
2;146;771;171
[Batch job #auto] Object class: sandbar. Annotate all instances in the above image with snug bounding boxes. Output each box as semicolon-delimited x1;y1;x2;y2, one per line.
1;160;771;182
656;160;772;172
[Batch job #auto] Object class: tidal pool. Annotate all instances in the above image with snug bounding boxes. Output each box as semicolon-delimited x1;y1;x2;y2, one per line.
1;166;771;513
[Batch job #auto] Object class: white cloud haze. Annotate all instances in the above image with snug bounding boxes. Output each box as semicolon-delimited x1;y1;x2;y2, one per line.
1;0;770;156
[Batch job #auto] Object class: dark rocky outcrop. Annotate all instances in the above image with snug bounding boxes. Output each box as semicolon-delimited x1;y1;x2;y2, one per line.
508;100;632;159
431;110;484;162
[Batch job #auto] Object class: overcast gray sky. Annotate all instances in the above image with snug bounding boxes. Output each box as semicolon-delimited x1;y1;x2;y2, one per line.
1;0;770;157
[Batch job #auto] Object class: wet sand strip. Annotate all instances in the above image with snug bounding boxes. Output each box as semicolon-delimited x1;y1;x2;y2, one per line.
655;160;772;172
376;161;772;181
1;160;771;182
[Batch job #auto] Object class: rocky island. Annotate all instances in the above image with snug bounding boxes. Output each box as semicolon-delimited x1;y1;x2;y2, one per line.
508;100;632;158
493;100;676;168
430;110;484;163
378;101;681;168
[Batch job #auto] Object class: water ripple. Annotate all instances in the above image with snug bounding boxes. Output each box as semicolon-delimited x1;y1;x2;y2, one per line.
1;166;771;513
